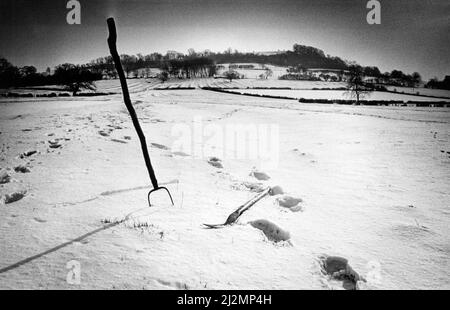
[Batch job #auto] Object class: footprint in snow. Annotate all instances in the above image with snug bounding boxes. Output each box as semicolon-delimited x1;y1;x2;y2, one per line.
207;157;223;168
292;148;307;156
111;138;128;144
269;186;284;196
249;219;291;243
48;140;62;148
33;217;47;223
276;195;304;212
172;151;189;157
150;143;170;150
19;150;37;158
249;170;270;181
155;279;189;290
14;165;31;173
3;190;27;204
242;181;265;192
0;170;11;184
319;255;366;290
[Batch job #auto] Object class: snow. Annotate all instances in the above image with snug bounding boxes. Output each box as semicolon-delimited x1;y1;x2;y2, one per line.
0;82;449;289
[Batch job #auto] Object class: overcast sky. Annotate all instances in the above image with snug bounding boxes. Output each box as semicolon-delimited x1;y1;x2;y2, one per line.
0;0;448;79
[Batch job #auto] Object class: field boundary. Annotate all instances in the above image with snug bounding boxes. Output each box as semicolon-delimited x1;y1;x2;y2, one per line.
202;87;450;107
384;89;450;100
201;87;297;100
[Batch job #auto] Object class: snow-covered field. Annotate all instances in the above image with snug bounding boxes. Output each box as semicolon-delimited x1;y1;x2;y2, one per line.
1;78;348;95
0;83;449;290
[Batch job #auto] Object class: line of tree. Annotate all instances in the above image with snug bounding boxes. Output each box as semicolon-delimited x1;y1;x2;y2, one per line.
162;57;216;79
2;42;447;90
86;44;350;78
82;45;428;88
0;57;101;94
52;63;100;95
382;69;422;88
346;64;422;88
207;44;348;70
0;58;47;88
425;76;450;90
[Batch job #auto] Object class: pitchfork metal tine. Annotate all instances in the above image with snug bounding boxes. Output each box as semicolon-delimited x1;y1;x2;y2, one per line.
148;187;174;207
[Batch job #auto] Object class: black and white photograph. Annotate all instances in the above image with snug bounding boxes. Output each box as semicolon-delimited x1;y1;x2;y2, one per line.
0;0;449;292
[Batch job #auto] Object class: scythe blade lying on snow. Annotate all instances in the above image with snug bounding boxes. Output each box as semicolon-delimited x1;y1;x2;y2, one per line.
203;187;272;229
107;17;173;207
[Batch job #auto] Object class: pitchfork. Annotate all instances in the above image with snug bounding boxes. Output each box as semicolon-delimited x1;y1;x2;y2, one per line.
107;17;174;207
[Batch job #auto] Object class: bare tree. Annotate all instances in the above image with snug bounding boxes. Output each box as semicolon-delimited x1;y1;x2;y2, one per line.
53;64;98;96
223;70;240;82
264;68;273;79
120;54;136;78
145;67;151;79
346;65;372;104
411;72;422;91
157;71;169;83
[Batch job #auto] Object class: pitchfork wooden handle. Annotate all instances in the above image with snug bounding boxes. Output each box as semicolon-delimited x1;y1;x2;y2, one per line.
107;17;159;190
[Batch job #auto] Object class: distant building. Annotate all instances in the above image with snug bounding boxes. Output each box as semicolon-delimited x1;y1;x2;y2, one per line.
229;64;256;70
255;51;285;56
363;76;380;84
306;68;349;81
165;50;183;60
